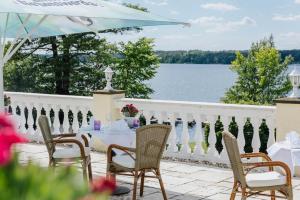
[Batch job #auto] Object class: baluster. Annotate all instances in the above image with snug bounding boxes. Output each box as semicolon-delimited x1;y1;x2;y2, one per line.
179;113;190;156
266;117;276;147
236;117;246;154
207;115;217;162
19;104;27;136
81;107;89;128
10;102;16;115
11;102;20;131
52;105;60;134
34;103;43;143
62;106;70;133
44;104;51;122
144;110;151;125
156;111;161;124
72;106;79;133
165;113;176;156
219;115;230;163
252;117;261;153
193;114;204;157
27;103;35;141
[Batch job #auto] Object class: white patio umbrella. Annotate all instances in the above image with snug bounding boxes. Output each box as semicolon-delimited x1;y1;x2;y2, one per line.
0;0;188;108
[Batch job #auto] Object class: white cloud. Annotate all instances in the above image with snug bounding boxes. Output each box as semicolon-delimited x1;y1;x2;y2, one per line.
189;16;256;33
144;0;168;6
201;3;238;11
272;14;300;21
295;0;300;4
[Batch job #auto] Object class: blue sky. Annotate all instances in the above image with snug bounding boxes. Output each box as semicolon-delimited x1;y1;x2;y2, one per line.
105;0;300;50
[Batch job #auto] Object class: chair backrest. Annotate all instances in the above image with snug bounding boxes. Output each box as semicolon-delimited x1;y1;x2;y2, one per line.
135;124;171;170
38;115;55;156
222;131;246;187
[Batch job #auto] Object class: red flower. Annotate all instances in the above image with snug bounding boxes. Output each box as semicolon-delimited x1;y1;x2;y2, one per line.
121;104;139;117
0;114;28;166
91;177;116;194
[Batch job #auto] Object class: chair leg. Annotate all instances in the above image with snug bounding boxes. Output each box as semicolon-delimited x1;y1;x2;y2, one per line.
88;162;93;182
48;159;52;167
287;186;293;200
271;190;275;200
140;170;145;197
82;160;88;182
157;170;167;200
230;181;238;200
132;172;139;200
241;188;247;200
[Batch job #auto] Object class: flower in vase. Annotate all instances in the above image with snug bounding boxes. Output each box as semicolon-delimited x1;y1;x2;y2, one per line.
121;104;139;117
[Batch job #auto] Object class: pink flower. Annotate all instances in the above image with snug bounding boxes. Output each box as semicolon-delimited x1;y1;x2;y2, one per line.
0;114;28;166
91;177;116;194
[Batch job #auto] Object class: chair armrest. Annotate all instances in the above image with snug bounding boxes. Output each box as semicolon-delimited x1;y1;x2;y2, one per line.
52;138;87;158
244;161;292;185
107;144;136;162
241;153;272;161
80;133;90;147
52;133;77;138
241;153;273;171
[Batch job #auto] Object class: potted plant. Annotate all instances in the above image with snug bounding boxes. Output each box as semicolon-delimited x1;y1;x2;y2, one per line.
121;104;139;128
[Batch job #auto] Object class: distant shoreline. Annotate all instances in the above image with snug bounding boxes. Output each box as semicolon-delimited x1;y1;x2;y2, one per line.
156;50;300;64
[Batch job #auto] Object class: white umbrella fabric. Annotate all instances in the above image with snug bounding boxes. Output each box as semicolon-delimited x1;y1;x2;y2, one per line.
0;0;188;108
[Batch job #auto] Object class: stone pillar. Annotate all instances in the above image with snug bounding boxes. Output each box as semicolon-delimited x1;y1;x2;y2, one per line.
275;98;300;141
92;90;125;126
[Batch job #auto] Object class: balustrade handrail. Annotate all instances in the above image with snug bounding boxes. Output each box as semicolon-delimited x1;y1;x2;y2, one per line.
5;91;93;101
118;98;275;110
117;98;276;116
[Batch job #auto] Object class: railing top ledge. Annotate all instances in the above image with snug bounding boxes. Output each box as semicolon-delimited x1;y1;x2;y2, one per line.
118;98;276;111
4;91;93;100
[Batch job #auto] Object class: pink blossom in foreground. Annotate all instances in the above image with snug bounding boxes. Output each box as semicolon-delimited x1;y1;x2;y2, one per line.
0;114;28;166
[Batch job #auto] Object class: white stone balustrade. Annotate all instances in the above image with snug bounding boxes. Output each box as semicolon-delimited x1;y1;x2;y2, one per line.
5;91;93;140
117;98;276;164
4;91;277;165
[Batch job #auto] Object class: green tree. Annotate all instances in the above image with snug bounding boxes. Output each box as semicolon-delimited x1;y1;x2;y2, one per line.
4;4;158;98
222;36;293;105
114;38;159;98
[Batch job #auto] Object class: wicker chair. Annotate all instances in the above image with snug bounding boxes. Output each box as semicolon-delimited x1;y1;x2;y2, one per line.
38;115;92;181
107;124;171;200
222;131;293;200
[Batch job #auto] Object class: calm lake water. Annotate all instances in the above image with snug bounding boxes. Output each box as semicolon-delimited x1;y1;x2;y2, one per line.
149;64;236;102
149;64;300;103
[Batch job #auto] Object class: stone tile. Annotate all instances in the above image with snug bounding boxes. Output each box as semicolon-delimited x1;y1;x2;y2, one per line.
15;143;300;200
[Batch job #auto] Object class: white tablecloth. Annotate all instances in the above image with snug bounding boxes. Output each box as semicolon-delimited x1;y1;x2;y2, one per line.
80;128;136;152
268;141;300;176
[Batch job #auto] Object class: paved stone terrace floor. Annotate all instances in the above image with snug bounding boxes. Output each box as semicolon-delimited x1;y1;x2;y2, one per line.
16;143;300;200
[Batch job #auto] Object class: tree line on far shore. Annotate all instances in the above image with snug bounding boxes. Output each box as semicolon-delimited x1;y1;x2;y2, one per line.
156;49;300;64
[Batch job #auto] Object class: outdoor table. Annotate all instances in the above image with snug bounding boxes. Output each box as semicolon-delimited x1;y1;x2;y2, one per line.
88;128;136;152
268;141;300;177
80;127;136;196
